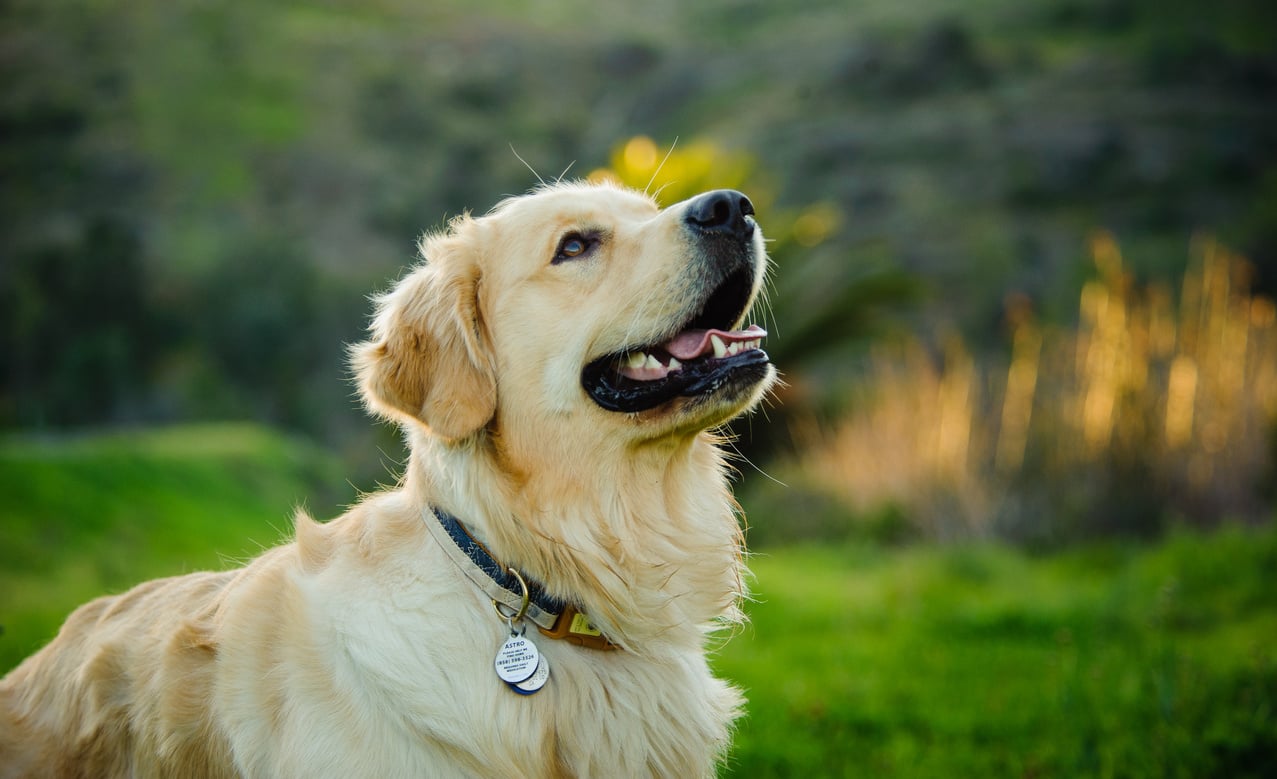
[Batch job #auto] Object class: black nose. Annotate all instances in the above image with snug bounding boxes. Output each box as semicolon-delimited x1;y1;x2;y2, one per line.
684;189;756;240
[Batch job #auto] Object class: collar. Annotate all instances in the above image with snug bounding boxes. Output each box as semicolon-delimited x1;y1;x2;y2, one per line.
425;506;619;651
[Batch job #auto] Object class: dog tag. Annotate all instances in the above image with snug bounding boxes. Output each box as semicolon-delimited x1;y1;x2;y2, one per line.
508;654;550;695
494;633;540;684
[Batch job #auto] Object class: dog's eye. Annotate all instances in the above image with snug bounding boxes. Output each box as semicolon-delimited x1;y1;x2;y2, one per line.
553;233;594;264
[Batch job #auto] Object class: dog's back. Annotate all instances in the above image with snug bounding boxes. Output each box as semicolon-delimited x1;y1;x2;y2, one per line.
1;571;236;778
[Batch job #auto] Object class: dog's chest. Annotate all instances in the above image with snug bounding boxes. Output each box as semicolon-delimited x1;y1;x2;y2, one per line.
317;594;733;778
244;525;739;777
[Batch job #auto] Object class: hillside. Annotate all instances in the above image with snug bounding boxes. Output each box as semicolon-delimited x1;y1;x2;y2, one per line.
3;0;1274;452
0;423;353;670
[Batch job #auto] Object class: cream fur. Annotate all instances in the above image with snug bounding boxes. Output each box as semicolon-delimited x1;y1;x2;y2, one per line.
0;182;775;778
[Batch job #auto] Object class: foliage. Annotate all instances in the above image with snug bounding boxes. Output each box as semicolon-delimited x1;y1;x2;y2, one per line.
589;136;758;209
1;218;157;426
772;237;1277;543
1;0;1274;538
3;0;1273;424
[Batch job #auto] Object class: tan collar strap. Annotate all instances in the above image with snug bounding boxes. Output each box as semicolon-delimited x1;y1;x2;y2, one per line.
537;604;619;651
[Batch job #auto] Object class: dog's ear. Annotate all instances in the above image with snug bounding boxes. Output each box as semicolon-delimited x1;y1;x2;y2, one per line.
353;226;496;441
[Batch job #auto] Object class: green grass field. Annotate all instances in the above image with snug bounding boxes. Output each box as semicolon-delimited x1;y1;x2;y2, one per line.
2;425;1274;776
718;534;1277;777
0;424;351;670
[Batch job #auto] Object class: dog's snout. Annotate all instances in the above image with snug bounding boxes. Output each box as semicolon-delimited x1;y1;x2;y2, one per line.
684;190;755;240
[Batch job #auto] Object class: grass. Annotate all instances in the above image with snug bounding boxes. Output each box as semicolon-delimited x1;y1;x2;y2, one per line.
1;424;1273;776
0;423;351;670
789;236;1277;541
717;528;1277;777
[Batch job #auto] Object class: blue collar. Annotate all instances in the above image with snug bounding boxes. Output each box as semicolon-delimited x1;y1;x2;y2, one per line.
430;506;566;623
426;506;620;651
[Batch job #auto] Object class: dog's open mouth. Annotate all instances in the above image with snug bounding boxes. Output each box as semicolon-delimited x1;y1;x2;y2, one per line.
582;267;770;413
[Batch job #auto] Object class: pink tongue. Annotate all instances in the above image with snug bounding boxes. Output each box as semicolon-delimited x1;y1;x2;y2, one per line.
664;324;766;360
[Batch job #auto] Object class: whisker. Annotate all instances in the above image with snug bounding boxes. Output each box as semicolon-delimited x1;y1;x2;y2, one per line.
651;180;677;203
510;144;546;187
645;137;679;196
721;430;788;488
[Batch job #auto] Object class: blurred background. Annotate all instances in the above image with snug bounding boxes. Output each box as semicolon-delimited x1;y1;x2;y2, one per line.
2;0;1275;775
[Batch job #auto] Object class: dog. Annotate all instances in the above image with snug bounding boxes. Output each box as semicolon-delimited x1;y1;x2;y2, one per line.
1;182;775;778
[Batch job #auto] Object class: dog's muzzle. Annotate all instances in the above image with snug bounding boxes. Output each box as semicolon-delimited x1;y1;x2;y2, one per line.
581;190;771;414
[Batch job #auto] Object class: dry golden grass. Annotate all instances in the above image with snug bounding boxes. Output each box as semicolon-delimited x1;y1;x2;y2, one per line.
795;236;1277;538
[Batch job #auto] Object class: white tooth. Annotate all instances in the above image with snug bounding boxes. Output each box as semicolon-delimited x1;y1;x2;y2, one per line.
711;335;727;358
644;354;662;370
625;352;646;369
668;358;682;371
747;340;759;350
727;342;741;356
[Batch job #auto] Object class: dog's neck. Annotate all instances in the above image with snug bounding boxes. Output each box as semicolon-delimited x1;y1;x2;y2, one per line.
402;427;745;654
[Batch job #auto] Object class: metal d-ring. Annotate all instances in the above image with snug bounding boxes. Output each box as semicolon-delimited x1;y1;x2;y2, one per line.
492;566;531;624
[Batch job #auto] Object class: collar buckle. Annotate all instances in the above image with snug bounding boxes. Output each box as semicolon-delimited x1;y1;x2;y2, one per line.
538;604;620;651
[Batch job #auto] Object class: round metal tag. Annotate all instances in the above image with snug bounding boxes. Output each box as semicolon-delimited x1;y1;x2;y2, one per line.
509;654;550;695
494;634;540;683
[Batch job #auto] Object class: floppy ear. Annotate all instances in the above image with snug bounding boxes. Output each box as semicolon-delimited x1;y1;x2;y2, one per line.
352;228;496;441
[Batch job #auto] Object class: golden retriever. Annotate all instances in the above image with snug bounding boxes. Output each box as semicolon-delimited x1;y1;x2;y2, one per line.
0;181;775;778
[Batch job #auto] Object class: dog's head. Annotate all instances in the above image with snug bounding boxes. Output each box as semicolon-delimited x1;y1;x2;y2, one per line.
354;182;774;446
